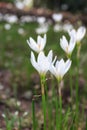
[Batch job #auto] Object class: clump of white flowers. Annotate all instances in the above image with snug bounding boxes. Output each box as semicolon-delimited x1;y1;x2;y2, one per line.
27;25;86;79
26;29;86;130
27;34;73;81
52;13;63;23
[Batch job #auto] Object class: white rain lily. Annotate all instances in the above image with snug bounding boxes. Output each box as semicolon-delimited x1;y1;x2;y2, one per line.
60;30;76;57
4;14;18;23
15;0;33;10
35;24;49;34
37;17;46;25
15;0;24;9
4;23;11;30
30;50;54;76
63;23;73;32
18;28;25;35
52;13;63;22
27;34;46;53
21;16;34;23
50;59;71;82
53;24;62;32
75;26;86;43
23;0;33;9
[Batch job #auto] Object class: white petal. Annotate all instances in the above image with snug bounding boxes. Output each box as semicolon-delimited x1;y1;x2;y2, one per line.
42;34;46;47
52;55;57;64
37;35;42;45
29;37;37;47
47;50;53;63
40;34;46;50
55;60;59;68
60;36;68;53
37;51;45;65
28;37;39;52
30;52;39;71
37;34;46;51
49;64;56;76
43;34;46;44
68;29;76;38
58;59;65;77
64;59;71;74
68;43;75;53
69;36;76;53
55;59;64;78
77;26;86;41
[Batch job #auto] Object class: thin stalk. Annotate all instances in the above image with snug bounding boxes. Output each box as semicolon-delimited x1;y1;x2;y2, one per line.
18;117;22;130
56;80;62;130
86;116;87;130
70;68;73;103
67;56;73;103
58;82;62;130
77;44;81;59
32;98;36;130
75;56;79;126
56;96;59;130
41;75;46;130
51;75;57;129
75;44;80;126
45;79;52;130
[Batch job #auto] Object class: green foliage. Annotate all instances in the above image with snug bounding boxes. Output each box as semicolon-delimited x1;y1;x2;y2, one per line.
34;0;87;12
0;0;14;3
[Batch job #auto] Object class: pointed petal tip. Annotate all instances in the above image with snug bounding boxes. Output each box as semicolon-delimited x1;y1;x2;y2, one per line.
26;39;29;44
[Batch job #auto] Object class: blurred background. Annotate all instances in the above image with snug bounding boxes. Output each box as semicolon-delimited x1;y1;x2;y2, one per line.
0;0;87;129
0;0;87;12
34;0;87;12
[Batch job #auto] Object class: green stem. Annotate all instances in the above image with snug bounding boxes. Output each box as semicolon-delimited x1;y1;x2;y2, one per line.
41;75;46;130
32;98;36;130
51;75;57;129
58;82;62;130
45;78;52;130
86;116;87;130
77;44;81;59
76;44;80;126
70;68;73;103
76;58;79;126
56;96;59;130
56;80;62;130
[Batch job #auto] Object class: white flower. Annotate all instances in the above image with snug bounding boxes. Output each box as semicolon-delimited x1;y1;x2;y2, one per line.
14;0;24;9
27;34;46;53
37;17;46;25
4;23;11;30
4;15;18;23
60;30;76;57
35;24;48;34
23;0;33;8
49;59;71;81
75;26;86;42
52;13;63;22
18;28;25;35
21;16;33;23
63;23;73;32
53;24;62;32
30;50;53;76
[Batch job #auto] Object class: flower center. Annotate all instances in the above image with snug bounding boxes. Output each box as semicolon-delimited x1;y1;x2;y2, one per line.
66;46;68;52
38;43;41;49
